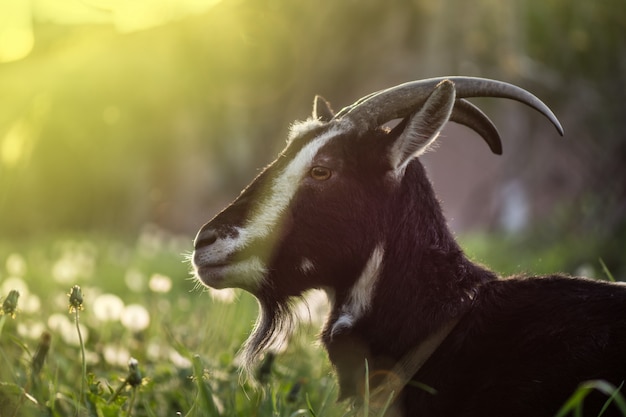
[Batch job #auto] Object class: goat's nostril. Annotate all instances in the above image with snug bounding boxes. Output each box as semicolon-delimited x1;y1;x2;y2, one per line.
194;229;218;249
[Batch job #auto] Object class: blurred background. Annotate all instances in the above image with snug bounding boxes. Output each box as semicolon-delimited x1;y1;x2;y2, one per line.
1;0;624;276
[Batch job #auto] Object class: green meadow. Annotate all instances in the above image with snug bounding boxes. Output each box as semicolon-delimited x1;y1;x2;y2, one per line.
0;231;344;416
1;231;624;416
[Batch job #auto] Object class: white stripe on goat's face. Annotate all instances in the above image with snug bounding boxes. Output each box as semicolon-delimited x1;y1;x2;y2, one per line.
243;124;343;243
192;121;351;292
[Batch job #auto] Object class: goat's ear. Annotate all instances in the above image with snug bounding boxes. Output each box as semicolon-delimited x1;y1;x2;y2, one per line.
389;80;456;172
313;95;335;122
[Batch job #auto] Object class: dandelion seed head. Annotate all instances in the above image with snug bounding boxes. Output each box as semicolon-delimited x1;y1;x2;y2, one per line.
93;293;125;322
17;320;46;339
47;313;71;332
293;289;330;325
148;273;172;293
48;313;89;346
575;263;596;279
121;304;150;332
103;344;130;367
65;323;89;346
5;253;27;276
85;350;100;365
21;293;41;314
1;277;29;297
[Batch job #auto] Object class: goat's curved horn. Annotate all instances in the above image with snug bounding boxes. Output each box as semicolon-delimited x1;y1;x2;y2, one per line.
334;76;563;153
451;99;502;155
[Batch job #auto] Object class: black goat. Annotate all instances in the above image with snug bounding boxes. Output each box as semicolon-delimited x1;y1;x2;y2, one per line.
192;77;626;416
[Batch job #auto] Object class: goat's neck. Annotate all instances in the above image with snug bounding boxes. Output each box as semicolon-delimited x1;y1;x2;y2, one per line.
321;164;496;398
361;164;494;354
322;236;493;400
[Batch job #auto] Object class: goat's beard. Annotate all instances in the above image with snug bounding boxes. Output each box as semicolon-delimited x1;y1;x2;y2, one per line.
240;286;297;373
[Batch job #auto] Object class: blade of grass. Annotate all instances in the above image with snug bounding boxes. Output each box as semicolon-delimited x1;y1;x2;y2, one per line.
599;259;616;282
191;354;220;416
305;393;318;417
592;380;626;416
555;380;626;417
375;390;396;417
311;378;336;416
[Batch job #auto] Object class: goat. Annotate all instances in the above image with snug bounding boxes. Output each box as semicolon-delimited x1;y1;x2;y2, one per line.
191;77;626;416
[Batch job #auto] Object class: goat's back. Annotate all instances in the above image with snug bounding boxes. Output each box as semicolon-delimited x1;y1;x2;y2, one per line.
406;275;626;417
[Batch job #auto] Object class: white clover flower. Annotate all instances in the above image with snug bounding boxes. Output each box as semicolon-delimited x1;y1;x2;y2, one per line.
93;293;125;322
121;304;150;332
148;273;172;293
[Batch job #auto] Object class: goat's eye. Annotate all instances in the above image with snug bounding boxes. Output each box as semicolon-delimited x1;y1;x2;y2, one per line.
310;166;332;181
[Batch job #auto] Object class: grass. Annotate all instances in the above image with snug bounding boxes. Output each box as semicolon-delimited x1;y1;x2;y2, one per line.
0;228;624;416
0;229;346;417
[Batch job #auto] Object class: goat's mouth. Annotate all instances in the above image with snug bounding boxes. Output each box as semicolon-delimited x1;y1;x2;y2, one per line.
193;255;267;292
195;263;230;288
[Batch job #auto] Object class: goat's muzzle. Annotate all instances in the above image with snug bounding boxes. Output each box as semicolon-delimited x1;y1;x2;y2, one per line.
192;225;267;292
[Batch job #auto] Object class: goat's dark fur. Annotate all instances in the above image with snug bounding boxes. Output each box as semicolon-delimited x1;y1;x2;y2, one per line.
192;79;626;416
407;276;626;416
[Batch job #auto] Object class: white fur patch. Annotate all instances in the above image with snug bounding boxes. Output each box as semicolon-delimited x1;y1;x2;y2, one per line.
287;118;325;143
195;254;267;291
224;256;266;279
207;287;237;303
330;244;384;338
193;228;244;264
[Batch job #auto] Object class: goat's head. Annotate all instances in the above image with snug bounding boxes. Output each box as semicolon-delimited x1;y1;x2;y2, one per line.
191;77;563;365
